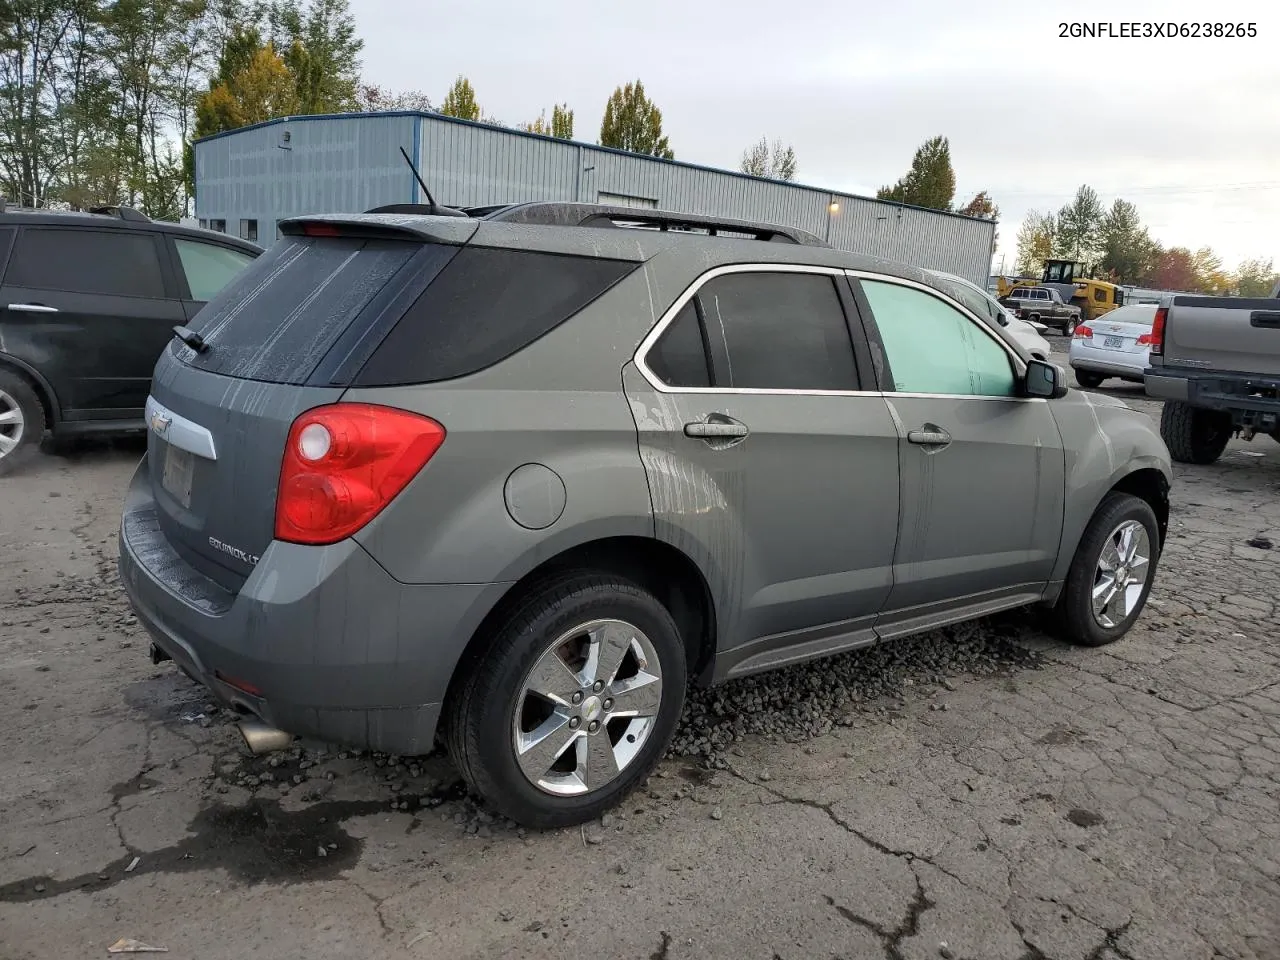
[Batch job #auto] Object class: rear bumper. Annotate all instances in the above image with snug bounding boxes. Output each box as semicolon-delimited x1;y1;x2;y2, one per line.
117;459;507;755
1144;368;1280;420
1069;344;1147;380
1143;373;1190;401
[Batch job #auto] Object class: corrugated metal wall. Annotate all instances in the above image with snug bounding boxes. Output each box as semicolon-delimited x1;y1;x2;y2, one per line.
195;112;995;285
195;113;418;240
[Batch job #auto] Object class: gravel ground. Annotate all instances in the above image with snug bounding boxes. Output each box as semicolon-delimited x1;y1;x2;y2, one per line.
2;339;1278;959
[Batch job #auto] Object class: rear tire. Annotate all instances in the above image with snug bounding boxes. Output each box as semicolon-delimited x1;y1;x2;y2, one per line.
445;573;687;829
0;368;45;477
1074;370;1105;389
1064;316;1079;337
1160;401;1232;464
1054;492;1160;647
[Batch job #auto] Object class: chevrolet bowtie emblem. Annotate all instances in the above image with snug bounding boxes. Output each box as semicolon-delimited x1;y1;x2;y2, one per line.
150;411;172;435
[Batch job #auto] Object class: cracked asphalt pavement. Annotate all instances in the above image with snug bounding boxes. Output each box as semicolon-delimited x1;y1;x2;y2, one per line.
2;348;1278;960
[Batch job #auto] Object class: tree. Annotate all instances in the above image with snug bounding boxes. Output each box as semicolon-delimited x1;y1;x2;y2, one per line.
551;102;573;139
876;136;955;211
195;42;297;132
1096;199;1158;284
1191;246;1229;294
1234;257;1279;298
1014;210;1055;276
599;79;672;159
271;0;362;114
1054;184;1103;263
740;136;797;181
355;83;431;112
957;190;998;250
0;0;84;206
440;75;479;121
520;110;549;135
1148;247;1198;291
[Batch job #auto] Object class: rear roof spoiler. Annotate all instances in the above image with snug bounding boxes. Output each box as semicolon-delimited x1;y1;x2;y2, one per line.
279;213;479;246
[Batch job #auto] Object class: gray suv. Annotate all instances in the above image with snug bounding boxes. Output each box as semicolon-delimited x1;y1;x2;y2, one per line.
118;203;1172;827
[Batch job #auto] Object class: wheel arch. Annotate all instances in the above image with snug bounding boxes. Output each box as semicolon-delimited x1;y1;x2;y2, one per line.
0;351;59;429
1108;467;1170;548
442;535;719;717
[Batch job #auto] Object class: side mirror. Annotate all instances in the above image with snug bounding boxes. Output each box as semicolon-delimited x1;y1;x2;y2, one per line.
1024;358;1068;399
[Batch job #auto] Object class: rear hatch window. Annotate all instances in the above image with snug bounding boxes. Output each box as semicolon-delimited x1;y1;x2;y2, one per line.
177;233;639;388
177;236;420;385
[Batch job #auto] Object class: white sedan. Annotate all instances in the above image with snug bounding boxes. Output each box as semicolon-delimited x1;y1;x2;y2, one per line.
1068;303;1159;388
927;271;1053;359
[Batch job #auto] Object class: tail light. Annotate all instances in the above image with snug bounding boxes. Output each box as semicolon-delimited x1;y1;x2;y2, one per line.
275;403;445;545
302;222;342;237
1147;307;1167;355
1074;324;1094;339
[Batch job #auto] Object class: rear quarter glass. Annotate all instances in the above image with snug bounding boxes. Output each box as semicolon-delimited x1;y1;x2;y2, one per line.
352;246;639;387
176;236;418;385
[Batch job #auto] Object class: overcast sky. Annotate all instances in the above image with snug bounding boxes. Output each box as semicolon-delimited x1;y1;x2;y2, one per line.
354;0;1276;272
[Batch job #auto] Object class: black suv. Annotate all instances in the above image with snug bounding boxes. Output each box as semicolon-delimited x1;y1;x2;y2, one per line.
0;203;261;473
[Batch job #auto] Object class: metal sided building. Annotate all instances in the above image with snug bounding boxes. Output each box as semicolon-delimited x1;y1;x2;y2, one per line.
192;111;996;285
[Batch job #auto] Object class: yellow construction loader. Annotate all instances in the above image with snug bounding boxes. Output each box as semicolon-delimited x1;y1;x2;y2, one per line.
997;260;1124;322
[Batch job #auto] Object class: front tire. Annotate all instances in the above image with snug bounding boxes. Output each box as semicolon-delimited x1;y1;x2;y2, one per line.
0;369;45;476
445;573;687;828
1074;370;1105;389
1054;492;1160;647
1160;401;1232;464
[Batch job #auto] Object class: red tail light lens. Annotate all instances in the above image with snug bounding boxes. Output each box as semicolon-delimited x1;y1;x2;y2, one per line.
275;403;445;545
1148;307;1167;355
1074;324;1094;339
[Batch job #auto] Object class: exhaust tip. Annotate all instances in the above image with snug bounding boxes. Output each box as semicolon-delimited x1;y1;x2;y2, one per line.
238;719;293;755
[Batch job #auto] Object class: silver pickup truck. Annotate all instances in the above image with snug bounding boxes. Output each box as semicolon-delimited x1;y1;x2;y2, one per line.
1144;281;1280;463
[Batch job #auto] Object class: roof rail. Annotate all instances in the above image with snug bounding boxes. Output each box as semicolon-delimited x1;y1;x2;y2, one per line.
89;205;150;223
480;202;828;246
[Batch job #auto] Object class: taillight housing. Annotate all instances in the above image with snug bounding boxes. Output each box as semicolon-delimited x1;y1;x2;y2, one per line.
1074;324;1094;339
1147;307;1167;355
274;403;445;545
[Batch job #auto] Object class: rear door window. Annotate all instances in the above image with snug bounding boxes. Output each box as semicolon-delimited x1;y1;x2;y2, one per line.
8;228;166;298
180;236;417;384
173;238;256;302
695;271;858;391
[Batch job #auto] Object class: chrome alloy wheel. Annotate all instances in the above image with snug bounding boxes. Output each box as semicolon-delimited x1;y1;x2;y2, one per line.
513;618;663;796
0;388;26;459
1092;519;1151;629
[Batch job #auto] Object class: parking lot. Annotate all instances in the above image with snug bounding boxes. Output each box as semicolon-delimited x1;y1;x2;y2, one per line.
2;340;1278;960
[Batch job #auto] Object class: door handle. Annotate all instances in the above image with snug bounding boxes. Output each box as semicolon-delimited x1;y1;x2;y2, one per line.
684;414;749;446
907;425;952;447
6;303;59;313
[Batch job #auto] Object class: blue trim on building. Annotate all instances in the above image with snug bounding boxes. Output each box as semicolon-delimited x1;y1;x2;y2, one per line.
411;114;422;203
193;110;992;225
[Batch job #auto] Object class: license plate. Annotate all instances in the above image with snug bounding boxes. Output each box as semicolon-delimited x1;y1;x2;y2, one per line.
1103;335;1125;349
162;443;195;508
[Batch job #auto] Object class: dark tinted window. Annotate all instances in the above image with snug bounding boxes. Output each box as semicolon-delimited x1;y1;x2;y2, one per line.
179;236;417;384
8;228;165;298
647;302;711;387
0;227;14;277
355;247;637;386
696;272;858;390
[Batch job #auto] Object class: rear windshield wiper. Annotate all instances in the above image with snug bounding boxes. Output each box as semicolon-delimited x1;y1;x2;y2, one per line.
172;325;210;354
